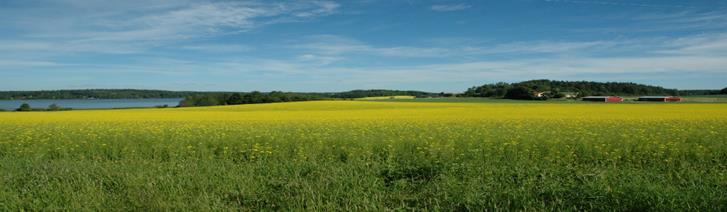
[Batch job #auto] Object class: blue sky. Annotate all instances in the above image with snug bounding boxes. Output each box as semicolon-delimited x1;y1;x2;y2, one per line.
1;0;726;92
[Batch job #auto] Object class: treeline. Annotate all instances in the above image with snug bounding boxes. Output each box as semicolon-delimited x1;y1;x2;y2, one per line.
0;89;439;101
0;89;204;100
679;89;726;96
179;91;326;107
178;89;441;107
13;103;71;112
463;80;681;99
4;84;723;107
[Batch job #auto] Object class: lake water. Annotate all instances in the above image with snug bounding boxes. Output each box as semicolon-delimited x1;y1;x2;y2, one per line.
0;98;183;110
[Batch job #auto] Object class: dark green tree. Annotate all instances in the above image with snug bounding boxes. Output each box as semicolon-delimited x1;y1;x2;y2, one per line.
721;87;727;94
504;87;534;100
196;95;221;106
463;79;680;98
48;104;61;111
227;93;244;105
16;103;31;111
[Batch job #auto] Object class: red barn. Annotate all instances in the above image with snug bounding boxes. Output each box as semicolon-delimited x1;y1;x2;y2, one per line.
582;96;623;102
637;96;682;102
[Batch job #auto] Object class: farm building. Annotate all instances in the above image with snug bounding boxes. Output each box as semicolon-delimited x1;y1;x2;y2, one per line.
534;91;549;98
637;96;682;102
561;92;578;98
582;96;623;102
533;91;579;98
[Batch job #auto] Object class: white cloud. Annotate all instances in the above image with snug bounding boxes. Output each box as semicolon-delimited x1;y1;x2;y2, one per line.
293;31;727;61
0;41;54;51
2;1;726;90
293;35;618;58
180;44;252;52
269;32;727;89
481;41;613;54
0;1;340;54
292;55;727;90
653;33;727;56
544;0;691;9
293;35;370;55
0;60;66;68
430;4;472;12
297;54;342;66
293;35;456;57
576;10;727;34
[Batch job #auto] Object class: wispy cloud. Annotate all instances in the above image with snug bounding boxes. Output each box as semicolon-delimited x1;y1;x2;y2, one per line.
282;54;727;91
179;44;252;53
565;10;727;39
275;32;727;90
293;35;370;55
0;59;66;68
637;11;727;31
544;0;693;9
0;1;340;54
2;0;726;91
477;41;615;55
430;4;471;12
654;33;727;56
0;41;54;51
293;35;616;58
293;35;453;58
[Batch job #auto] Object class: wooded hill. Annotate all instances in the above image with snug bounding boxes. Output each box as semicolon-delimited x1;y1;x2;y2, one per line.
462;80;685;98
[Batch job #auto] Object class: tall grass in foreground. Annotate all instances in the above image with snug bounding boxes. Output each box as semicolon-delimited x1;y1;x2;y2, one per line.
1;101;726;210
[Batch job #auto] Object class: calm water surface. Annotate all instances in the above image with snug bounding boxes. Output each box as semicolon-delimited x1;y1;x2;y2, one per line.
0;98;183;110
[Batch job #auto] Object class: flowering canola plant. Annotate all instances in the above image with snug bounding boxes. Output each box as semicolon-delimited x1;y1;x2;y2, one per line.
0;101;725;211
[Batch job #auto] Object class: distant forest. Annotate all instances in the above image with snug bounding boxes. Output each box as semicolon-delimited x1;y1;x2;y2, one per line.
679;89;726;96
179;90;439;107
0;89;208;100
462;79;724;99
179;92;326;107
0;89;438;101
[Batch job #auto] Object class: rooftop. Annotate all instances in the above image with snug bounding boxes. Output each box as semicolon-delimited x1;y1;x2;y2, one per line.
639;96;675;98
583;96;618;98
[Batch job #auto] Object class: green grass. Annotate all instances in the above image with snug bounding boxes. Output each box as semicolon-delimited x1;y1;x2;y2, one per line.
682;95;727;103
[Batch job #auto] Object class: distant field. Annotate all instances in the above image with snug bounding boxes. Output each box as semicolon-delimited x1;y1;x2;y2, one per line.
1;101;726;210
682;95;727;103
355;95;416;100
363;96;727;103
360;97;584;103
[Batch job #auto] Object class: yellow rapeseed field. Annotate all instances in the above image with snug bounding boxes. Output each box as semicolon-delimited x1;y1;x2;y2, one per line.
2;100;724;122
0;101;726;210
